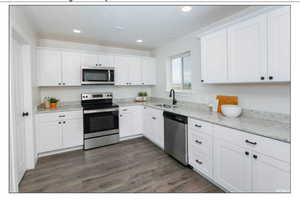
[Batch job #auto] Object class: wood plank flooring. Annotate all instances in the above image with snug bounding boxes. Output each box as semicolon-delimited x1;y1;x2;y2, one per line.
19;137;223;193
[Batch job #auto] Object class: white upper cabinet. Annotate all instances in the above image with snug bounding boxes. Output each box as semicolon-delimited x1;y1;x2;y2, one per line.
201;29;228;83
99;54;114;67
114;55;130;85
81;53;99;66
62;52;81;86
37;49;62;86
128;56;142;85
228;14;267;82
200;6;290;84
267;7;290;82
141;57;156;85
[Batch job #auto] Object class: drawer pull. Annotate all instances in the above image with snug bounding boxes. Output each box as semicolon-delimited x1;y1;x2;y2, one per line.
195;124;202;128
195;140;202;144
245;139;257;145
245;151;249;156
253;154;258;159
195;160;202;165
59;115;65;117
152;117;156;120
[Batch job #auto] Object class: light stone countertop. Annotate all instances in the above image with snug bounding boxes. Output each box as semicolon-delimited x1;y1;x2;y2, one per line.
116;99;291;144
36;101;82;114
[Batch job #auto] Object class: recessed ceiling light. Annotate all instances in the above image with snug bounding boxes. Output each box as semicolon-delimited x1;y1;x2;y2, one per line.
136;39;143;43
73;29;81;33
181;6;192;12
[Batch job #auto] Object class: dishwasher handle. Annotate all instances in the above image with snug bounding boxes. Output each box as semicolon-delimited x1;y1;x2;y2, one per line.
163;111;187;124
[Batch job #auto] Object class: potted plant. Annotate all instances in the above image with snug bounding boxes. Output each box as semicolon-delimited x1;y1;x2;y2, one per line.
142;92;148;101
136;92;144;102
49;98;59;109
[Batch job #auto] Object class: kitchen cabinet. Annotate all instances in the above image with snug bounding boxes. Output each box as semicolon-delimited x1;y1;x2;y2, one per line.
228;14;267;82
188;118;214;178
119;106;143;138
201;29;228;83
36;110;83;154
62;52;81;86
37;48;62;86
267;6;290;82
141;57;156;85
81;54;114;67
81;53;99;66
200;7;290;84
114;55;142;85
213;124;290;192
142;106;164;149
37;48;81;86
99;54;114;67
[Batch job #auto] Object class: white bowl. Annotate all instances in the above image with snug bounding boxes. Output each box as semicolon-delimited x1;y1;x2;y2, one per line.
221;105;242;118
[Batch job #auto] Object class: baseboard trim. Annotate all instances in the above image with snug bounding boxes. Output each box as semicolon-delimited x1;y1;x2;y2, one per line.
38;145;83;158
120;134;143;141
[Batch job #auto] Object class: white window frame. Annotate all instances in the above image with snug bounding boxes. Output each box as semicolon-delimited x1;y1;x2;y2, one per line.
166;51;192;94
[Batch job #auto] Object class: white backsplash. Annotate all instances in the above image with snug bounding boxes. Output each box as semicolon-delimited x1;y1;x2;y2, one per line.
39;85;153;103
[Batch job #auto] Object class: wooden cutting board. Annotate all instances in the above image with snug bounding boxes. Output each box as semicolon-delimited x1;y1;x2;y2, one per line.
216;95;238;112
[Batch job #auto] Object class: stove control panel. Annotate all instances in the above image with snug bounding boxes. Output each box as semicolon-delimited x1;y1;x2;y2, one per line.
81;92;113;101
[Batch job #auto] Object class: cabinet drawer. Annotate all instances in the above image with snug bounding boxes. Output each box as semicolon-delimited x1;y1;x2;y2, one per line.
214;125;290;162
189;118;213;134
189;151;212;177
189;130;212;155
36;110;83;122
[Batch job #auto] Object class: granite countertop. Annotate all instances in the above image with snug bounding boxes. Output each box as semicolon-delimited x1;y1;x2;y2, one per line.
116;99;291;144
36;102;82;114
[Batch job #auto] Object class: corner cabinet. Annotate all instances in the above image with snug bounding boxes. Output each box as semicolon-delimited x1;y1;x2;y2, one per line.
119;106;143;139
200;6;290;84
35;110;83;154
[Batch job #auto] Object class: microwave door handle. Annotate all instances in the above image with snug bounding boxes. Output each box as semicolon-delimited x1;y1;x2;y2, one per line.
108;70;111;81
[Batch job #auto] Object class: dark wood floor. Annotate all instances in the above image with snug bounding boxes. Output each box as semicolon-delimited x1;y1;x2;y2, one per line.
19;137;223;193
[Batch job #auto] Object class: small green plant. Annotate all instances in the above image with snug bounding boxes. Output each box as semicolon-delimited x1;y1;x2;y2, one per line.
138;92;144;97
49;98;59;103
143;92;148;97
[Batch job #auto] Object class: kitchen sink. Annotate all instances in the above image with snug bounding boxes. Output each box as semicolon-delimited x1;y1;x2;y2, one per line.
155;104;177;109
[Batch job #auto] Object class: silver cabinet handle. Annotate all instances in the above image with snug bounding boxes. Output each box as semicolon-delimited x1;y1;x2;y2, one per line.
195;140;202;144
195;160;202;165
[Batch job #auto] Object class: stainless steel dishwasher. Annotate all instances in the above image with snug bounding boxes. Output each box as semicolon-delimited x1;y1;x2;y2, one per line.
163;111;188;165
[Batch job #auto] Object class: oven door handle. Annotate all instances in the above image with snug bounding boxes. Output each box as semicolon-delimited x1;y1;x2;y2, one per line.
84;108;119;114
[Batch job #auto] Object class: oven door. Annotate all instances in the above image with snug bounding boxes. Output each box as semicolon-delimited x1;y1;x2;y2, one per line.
83;108;119;139
81;67;114;85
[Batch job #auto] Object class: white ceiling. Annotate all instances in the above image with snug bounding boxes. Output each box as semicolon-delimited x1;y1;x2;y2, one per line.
21;5;250;50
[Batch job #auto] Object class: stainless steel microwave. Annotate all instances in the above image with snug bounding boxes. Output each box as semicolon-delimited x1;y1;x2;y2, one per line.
81;66;115;85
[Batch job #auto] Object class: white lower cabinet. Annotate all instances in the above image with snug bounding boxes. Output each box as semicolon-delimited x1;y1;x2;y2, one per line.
212;125;290;192
119;106;143;139
36;110;83;154
142;106;164;149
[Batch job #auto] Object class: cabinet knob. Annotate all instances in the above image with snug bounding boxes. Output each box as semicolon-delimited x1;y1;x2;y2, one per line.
195;140;202;144
195;124;202;128
63;83;66;85
58;122;61;124
269;76;273;80
195;160;202;165
245;151;249;156
120;114;122;117
58;83;61;85
201;80;204;82
253;154;258;159
63;121;66;124
260;76;265;80
152;117;156;120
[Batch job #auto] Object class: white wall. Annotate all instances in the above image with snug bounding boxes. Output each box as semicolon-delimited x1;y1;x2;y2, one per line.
152;9;290;114
37;39;153;102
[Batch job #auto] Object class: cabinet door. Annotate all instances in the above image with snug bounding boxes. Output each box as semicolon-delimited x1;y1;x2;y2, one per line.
36;121;62;153
119;106;143;138
141;57;156;85
214;139;251;192
142;107;152;139
119;111;132;138
268;7;290;82
128;56;142;85
62;118;83;149
100;54;114;67
252;152;290;192
62;52;81;86
114;56;129;85
228;15;267;82
37;49;62;86
201;29;228;83
81;53;99;66
153;109;164;149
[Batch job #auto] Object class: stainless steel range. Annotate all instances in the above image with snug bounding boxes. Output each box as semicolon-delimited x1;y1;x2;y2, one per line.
81;92;119;150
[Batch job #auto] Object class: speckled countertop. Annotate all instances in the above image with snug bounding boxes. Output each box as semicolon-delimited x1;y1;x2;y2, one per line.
36;101;82;114
115;99;291;144
35;98;290;143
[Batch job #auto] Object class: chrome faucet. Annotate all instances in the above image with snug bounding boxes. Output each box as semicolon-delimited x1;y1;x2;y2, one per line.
169;89;177;105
